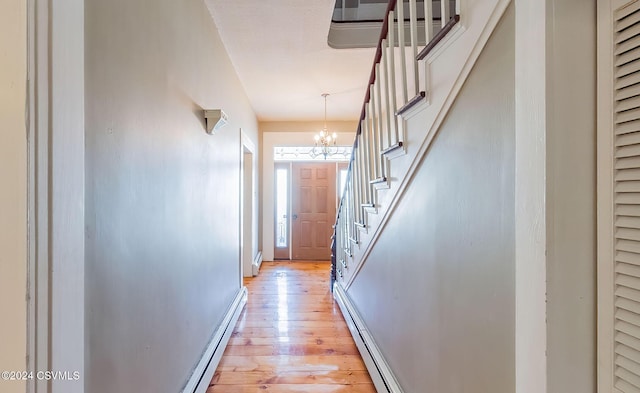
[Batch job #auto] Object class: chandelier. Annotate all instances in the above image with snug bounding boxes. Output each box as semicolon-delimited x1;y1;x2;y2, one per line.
312;93;338;160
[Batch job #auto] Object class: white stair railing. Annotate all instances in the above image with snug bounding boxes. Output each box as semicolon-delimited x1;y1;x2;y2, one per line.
331;0;460;288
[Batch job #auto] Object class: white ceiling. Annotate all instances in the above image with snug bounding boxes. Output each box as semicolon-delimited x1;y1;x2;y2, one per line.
205;0;377;122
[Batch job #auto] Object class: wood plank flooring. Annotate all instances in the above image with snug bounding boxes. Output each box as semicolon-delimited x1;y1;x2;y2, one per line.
208;261;376;393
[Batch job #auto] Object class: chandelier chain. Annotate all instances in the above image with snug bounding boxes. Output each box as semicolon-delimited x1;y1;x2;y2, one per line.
323;93;328;130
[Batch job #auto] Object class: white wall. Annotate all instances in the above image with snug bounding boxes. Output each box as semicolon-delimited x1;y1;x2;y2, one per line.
84;0;258;391
346;8;515;391
0;1;27;392
260;121;357;261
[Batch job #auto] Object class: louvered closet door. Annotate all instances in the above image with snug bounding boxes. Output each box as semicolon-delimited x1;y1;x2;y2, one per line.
614;2;640;392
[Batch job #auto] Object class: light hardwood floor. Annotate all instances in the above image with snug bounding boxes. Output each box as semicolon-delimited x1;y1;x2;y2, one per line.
208;261;376;393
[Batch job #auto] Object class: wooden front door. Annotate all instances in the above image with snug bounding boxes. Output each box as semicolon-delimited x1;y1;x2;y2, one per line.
291;162;336;260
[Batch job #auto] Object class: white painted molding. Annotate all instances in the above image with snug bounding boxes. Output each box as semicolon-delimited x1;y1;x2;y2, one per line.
382;143;408;160
398;98;429;121
252;251;263;276
423;23;465;62
363;205;378;214
333;283;404;393
241;128;256;154
514;0;547;390
182;287;247;393
28;0;86;391
596;0;615;391
373;178;391;190
343;0;512;291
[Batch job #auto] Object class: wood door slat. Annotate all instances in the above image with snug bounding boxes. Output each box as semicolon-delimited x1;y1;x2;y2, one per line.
616;365;640;390
613;6;640;390
619;145;640;159
618;47;640;68
619;58;640;81
617;1;640;22
617;71;640;91
617;272;640;290
617;168;640;182
618;23;640;45
618;354;640;380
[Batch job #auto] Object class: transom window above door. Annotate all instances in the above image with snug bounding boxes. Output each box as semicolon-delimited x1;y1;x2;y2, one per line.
274;146;351;161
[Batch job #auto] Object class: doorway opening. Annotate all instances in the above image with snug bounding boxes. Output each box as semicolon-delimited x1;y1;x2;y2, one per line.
241;132;256;280
273;161;348;260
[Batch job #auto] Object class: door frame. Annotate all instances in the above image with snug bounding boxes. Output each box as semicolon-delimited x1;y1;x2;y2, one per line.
596;0;616;390
272;161;343;260
261;131;355;262
240;130;256;279
27;0;85;391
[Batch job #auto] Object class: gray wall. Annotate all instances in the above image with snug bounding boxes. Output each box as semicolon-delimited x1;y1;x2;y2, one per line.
347;6;515;392
85;0;258;391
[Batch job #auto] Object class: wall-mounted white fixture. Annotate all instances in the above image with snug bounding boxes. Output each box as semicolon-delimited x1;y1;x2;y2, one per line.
204;109;228;134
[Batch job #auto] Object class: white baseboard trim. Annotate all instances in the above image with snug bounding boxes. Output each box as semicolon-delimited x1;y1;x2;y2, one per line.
181;286;247;393
333;283;404;393
252;251;263;276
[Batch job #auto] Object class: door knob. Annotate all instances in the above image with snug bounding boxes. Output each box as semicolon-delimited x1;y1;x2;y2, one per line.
292;214;298;220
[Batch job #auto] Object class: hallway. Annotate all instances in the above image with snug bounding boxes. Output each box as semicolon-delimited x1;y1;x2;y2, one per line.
209;261;375;392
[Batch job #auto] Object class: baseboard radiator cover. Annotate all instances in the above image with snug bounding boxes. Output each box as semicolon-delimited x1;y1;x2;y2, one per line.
333;283;404;393
181;286;247;393
252;251;263;276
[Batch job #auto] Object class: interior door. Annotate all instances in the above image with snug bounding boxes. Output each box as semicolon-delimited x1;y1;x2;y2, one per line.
598;1;640;389
291;162;336;260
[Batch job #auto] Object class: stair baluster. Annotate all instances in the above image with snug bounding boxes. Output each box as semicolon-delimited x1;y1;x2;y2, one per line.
332;0;461;285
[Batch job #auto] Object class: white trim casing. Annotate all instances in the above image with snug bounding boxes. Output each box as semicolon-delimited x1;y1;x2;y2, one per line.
181;287;247;393
597;0;615;391
514;0;547;392
333;283;404;393
28;0;85;391
252;251;263;276
241;130;256;280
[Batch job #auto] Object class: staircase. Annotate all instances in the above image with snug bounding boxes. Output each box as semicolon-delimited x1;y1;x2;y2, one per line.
328;0;458;48
329;0;513;391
